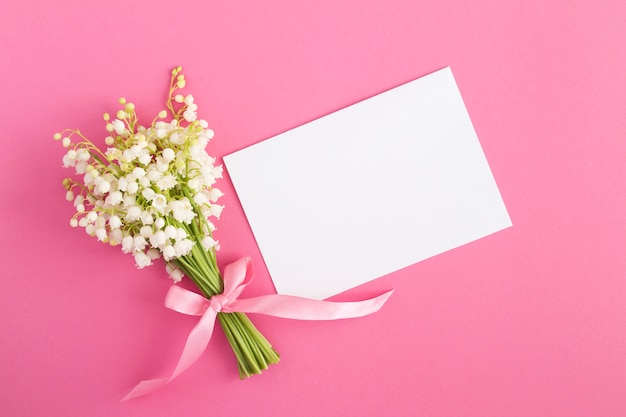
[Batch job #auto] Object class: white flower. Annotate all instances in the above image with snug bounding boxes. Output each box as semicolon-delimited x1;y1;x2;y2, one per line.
201;236;217;250
73;195;84;207
96;227;108;241
162;245;176;261
164;225;177;240
191;137;208;155
105;190;123;206
154;217;165;229
169;132;183;145
152;194;168;213
211;165;223;179
183;109;197;122
140;211;154;225
193;192;208;206
76;149;90;162
112;119;125;135
161;148;175;162
63;153;76;168
108;215;122;229
156;158;169;172
122;149;134;162
136;134;148;147
209;204;223;218
156;174;177;191
142;188;156;201
123;194;136;207
174;239;194;257
166;263;184;283
109;229;123;245
168;198;195;223
130;145;142;158
207;188;223;202
132;167;146;179
86;211;98;223
96;179;110;194
105;146;120;159
122;235;134;253
133;235;148;251
75;161;88;174
83;172;95;186
126;181;139;194
170;268;184;282
138;151;152;165
187;176;202;192
117;177;128;191
134;251;152;268
95;214;106;228
149;230;167;248
175;227;187;241
139;225;153;238
125;205;141;221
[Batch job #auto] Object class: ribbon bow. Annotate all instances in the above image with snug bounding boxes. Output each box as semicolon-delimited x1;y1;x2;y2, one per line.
123;257;393;401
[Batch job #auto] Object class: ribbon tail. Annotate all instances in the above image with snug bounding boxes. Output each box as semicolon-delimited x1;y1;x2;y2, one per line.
226;289;394;320
122;377;170;402
122;308;218;401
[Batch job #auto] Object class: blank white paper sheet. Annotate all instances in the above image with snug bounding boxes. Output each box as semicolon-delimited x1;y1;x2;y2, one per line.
224;67;512;300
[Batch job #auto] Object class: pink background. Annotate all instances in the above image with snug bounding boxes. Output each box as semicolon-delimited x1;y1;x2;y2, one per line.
1;1;625;416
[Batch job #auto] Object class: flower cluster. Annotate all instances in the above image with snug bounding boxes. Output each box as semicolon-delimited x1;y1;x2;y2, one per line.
56;67;224;282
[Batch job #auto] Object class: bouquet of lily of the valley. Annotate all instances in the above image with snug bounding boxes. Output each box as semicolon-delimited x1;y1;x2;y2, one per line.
56;67;392;400
57;66;279;376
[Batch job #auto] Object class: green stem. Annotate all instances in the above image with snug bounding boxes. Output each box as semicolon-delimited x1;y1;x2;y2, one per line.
176;243;280;378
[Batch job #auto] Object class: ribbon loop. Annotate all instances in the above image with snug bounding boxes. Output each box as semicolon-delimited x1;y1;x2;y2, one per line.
164;285;209;316
123;257;393;401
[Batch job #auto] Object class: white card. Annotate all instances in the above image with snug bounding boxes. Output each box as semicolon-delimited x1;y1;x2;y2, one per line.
224;67;512;300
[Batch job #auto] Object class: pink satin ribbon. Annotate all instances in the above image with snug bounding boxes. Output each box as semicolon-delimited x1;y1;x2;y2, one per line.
122;257;393;401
